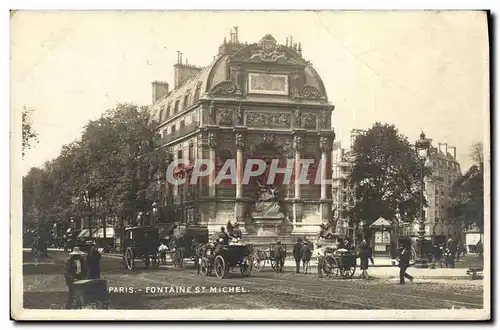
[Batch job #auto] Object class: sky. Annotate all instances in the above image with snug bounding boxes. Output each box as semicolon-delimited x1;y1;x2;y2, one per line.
11;11;489;175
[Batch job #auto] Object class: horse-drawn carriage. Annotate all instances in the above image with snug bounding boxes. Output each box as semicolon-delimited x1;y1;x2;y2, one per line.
167;225;209;268
121;226;160;270
318;248;357;279
199;242;253;279
252;243;287;272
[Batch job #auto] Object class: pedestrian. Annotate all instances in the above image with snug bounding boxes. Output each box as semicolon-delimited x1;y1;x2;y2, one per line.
301;241;312;274
86;243;101;279
398;243;414;285
358;239;370;279
273;241;285;273
64;246;88;309
293;238;303;274
158;241;168;265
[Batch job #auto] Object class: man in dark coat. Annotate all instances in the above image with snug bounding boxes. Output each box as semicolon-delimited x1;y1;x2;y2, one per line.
293;238;303;274
398;243;414;284
218;227;229;245
301;242;312;274
273;241;285;273
64;247;88;309
358;240;370;279
86;244;101;279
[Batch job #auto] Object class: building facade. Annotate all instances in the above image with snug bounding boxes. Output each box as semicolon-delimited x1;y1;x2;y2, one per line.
150;29;335;242
414;142;463;239
332;132;463;241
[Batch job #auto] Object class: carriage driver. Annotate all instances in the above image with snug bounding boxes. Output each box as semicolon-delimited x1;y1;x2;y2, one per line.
218;227;230;245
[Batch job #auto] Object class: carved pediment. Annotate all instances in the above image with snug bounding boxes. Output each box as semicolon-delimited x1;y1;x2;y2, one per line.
230;34;305;65
301;85;322;100
209;81;238;96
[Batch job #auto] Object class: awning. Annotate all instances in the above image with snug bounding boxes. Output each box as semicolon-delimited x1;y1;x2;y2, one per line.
77;229;92;238
92;228;115;238
370;217;392;228
466;233;481;246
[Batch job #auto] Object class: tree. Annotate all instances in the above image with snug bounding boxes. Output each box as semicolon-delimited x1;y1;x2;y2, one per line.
348;123;431;226
22;106;39;157
450;142;484;232
22;103;171;246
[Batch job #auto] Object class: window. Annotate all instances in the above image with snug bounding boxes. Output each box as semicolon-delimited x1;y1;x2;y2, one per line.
188;144;195;163
180;120;185;130
167;103;172;117
435;210;438;218
184;91;191;108
171;125;176;134
174;100;180;114
177;150;183;160
193;85;201;102
162;128;168;137
159;106;165;122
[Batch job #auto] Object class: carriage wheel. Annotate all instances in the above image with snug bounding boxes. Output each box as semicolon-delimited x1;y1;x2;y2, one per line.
124;248;134;271
252;249;266;272
214;255;226;279
172;249;184;268
200;258;211;276
321;255;339;278
340;265;356;279
240;256;253;277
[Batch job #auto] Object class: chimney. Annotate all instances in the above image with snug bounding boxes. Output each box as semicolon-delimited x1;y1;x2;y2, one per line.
173;53;203;89
448;146;456;159
286;37;289;47
290;36;293;47
233;26;239;43
152;81;169;103
443;143;448;156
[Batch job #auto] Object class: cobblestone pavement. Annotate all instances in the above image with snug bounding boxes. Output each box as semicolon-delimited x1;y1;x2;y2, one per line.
22;251;485;310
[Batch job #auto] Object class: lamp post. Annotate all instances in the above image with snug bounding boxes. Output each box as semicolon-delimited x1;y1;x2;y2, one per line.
152;202;158;227
414;131;430;268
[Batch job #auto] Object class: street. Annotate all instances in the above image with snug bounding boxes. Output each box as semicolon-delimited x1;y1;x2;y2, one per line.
23;251;484;310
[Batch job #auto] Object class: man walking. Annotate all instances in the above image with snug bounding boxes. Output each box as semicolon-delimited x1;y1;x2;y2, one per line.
64;246;88;309
293;238;302;274
301;241;312;274
273;241;285;273
398;243;414;284
86;243;101;279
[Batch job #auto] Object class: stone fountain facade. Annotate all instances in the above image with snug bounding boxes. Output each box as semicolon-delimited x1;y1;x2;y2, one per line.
151;30;335;246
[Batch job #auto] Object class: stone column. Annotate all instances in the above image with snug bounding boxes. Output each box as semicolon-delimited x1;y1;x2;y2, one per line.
234;131;247;232
292;134;304;233
319;135;333;225
208;132;217;197
235;133;245;199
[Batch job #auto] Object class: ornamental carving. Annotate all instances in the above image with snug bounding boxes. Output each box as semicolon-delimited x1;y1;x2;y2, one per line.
294;135;304;152
301;85;322;100
320;109;329;129
217;109;233;126
249;34;286;62
235;104;244;126
294;107;301;127
236;133;246;149
276;136;293;158
208;133;217;149
209;101;216;124
246;112;291;128
320;136;333;153
302;113;317;129
209;81;238;95
262;133;274;145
